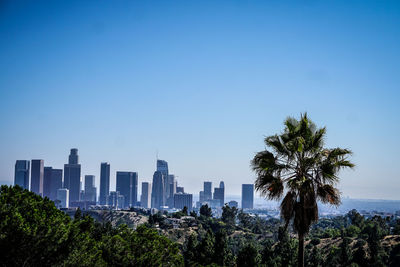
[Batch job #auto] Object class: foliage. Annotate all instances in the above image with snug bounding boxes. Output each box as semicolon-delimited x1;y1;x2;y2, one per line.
0;185;183;267
199;204;212;218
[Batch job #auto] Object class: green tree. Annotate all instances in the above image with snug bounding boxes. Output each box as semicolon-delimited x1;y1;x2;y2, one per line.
200;204;212;218
0;185;73;266
221;204;237;226
213;229;230;266
182;206;188;216
198;229;215;265
236;243;260;267
183;234;198;266
251;113;354;267
340;233;352;266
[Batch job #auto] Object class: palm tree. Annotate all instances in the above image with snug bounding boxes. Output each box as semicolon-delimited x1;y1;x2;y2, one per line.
251;113;354;267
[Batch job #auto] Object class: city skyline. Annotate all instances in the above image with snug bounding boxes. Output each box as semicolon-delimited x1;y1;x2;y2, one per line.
1;1;400;199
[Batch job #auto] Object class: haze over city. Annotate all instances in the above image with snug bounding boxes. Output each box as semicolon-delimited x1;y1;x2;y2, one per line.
1;1;400;199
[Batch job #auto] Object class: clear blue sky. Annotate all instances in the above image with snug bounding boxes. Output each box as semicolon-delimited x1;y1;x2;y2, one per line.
1;1;399;199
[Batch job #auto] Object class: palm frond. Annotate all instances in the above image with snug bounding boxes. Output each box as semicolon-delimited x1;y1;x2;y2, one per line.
317;184;341;205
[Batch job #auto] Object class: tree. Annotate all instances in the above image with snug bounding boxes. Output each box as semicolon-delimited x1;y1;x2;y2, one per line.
251;113;354;267
200;204;212;218
221;204;237;226
236;243;260;267
213;229;230;266
182;206;188;216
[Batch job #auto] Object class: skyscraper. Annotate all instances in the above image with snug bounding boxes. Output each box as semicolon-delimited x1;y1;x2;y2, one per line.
99;162;110;205
31;159;44;196
50;169;62;201
14;160;30;190
174;193;193;211
156;159;169;204
166;174;176;208
140;182;152;208
151;171;164;209
64;149;81;205
213;181;225;207
242;184;254;209
57;188;69;209
204;181;212;201
116;171;138;208
43;167;53;199
84;175;96;202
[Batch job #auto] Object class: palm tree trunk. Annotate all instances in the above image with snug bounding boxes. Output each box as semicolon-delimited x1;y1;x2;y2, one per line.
298;232;304;267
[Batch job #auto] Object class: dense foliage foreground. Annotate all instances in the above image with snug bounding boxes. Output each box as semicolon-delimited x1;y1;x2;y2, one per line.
2;185;400;266
0;185;183;266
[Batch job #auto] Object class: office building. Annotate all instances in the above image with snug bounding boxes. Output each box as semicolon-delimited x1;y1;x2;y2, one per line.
166;174;176;207
14;160;30;190
50;169;63;201
108;191;124;209
242;184;254;209
176;186;184;193
84;175;97;202
116;171;138;208
57;188;69;209
151;171;164;209
140;182;152;208
99;162;110;205
157;159;169;204
174;193;193;211
64;149;81;205
213;181;225;207
31;159;44;196
204;181;212;201
199;191;205;202
43;167;53;199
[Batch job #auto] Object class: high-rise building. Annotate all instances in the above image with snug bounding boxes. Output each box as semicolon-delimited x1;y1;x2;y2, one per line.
43;167;53;199
174;193;193;211
64;149;81;205
204;181;212;201
176;186;184;193
140;182;152;208
242;184;254;209
31;159;44;196
166;174;176;208
108;191;124;209
84;175;96;202
213;181;225;207
116;171;138;208
156;159;169;204
151;171;164;209
50;169;63;201
69;148;78;164
57;188;69;209
14;160;30;190
99;162;110;205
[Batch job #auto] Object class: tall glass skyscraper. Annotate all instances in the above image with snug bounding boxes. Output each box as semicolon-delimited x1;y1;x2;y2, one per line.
156;159;169;204
43;166;53;199
31;159;44;196
84;175;96;202
140;182;152;208
242;184;254;209
213;181;225;207
116;171;138;208
151;171;164;209
99;162;110;205
64;149;81;205
14;160;30;190
50;169;62;201
204;181;212;201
